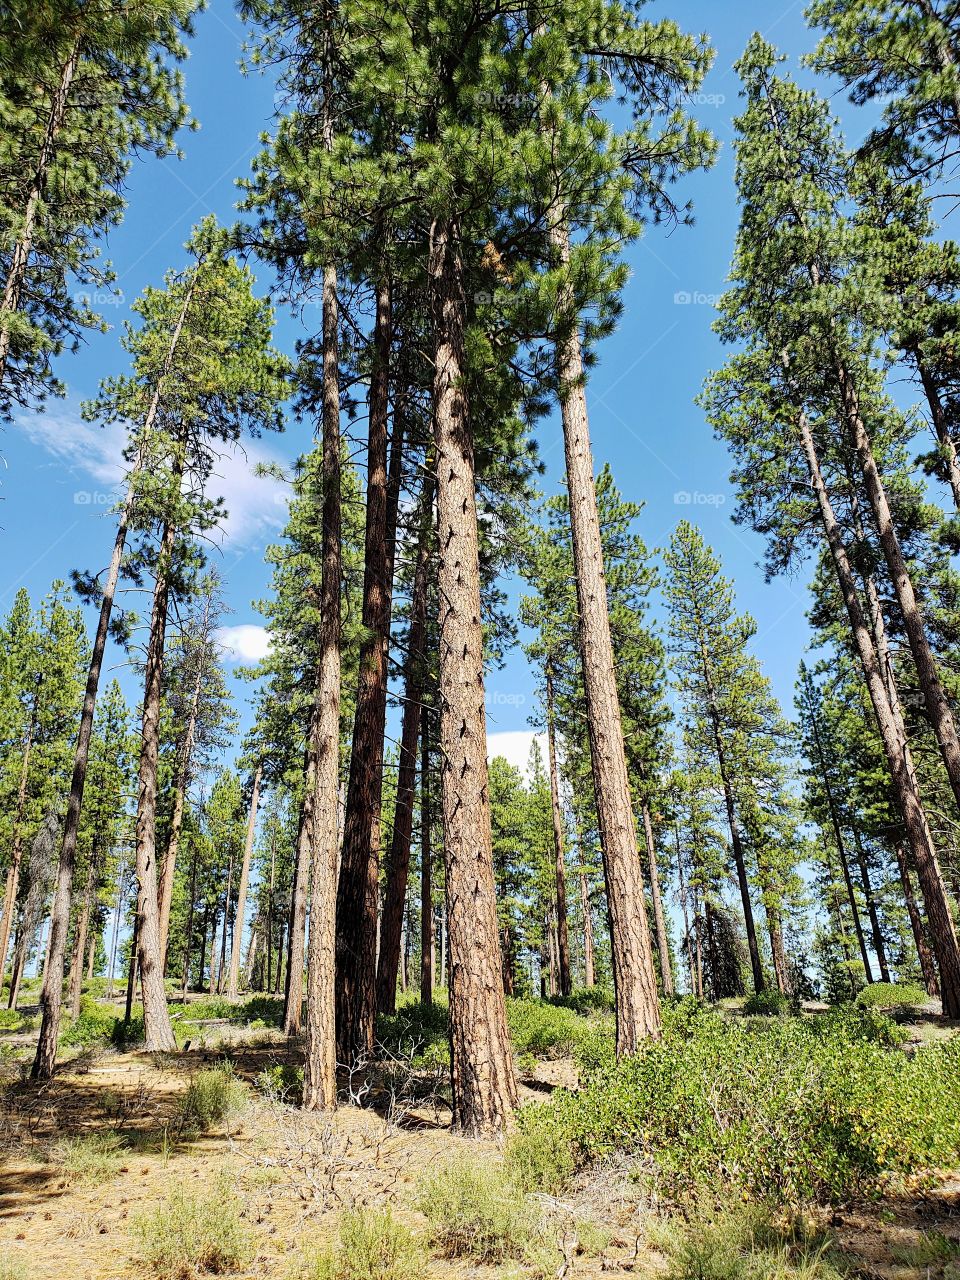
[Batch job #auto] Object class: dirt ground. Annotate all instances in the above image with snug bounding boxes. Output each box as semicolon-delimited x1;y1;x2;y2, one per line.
0;1034;957;1279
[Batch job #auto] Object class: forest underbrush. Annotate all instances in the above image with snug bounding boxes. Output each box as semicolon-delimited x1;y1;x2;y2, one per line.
0;987;956;1280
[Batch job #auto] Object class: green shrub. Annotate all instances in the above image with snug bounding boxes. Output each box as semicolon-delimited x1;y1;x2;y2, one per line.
547;987;615;1015
132;1177;252;1278
178;1064;247;1132
743;990;793;1017
376;998;450;1067
0;1009;26;1033
855;981;927;1011
53;1131;125;1183
516;1005;960;1203
651;1208;843;1280
255;1062;304;1103
415;1155;540;1264
60;997;117;1047
505;1120;575;1194
292;1210;424;1280
0;1252;29;1280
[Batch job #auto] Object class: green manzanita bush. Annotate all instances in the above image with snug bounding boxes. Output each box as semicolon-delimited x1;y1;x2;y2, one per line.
513;1000;960;1203
855;982;927;1011
743;990;794;1017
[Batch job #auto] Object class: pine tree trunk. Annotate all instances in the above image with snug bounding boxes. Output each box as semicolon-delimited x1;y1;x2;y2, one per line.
133;508;179;1049
911;346;960;511
180;853;197;1001
675;828;697;995
545;668;572;997
266;829;275;997
284;768;312;1035
836;363;960;818
67;850;98;1019
336;276;393;1062
376;482;432;1014
894;841;940;996
227;764;261;998
217;850;233;996
852;828;891;983
549;218;660;1051
0;39;79;384
303;258;343;1113
158;660;204;968
641;801;674;997
796;406;960;1015
430;217;517;1134
107;869;125;1001
420;718;434;1007
124;911;140;1025
0;693;38;983
31;280;196;1079
705;692;765;993
579;868;595;988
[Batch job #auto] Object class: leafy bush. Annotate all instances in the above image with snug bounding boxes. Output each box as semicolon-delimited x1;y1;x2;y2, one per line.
255;1061;304;1103
0;1009;27;1033
60;997;117;1047
516;1005;960;1203
376;998;450;1068
507;998;585;1057
132;1177;252;1278
505;1120;575;1194
547;987;615;1015
415;1154;541;1264
178;1064;247;1132
855;981;927;1011
743;990;793;1017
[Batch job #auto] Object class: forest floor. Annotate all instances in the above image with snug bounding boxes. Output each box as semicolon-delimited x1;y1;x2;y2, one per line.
0;997;957;1280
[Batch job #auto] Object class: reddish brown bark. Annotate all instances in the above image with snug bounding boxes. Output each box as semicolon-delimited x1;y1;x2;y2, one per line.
430;217;517;1134
545;668;572;998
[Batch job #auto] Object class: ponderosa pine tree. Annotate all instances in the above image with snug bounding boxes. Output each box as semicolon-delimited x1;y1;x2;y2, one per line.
806;0;960;185
0;0;198;414
664;522;801;994
703;36;960;1016
32;221;288;1075
524;8;715;1053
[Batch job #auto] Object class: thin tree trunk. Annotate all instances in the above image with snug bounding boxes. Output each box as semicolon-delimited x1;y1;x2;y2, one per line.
158;658;204;968
302;252;343;1112
545;668;572;997
796;405;960;1015
0;38;80;383
336;277;393;1062
419;717;434;1007
124;911;140;1025
675;827;697;995
911;346;960;511
894;841;940;997
706;693;765;993
836;364;960;821
284;789;309;1034
227;764;261;998
106;867;125;1002
579;868;595;988
641;801;674;997
67;849;98;1019
549;216;661;1052
377;483;432;1014
217;849;234;996
852;827;891;983
32;278;197;1078
266;829;275;997
0;689;40;983
180;852;197;1001
430;217;517;1134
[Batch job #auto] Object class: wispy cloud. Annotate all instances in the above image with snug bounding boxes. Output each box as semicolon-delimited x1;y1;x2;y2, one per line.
15;407;290;547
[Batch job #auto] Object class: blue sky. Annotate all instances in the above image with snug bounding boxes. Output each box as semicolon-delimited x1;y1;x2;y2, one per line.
3;0;879;777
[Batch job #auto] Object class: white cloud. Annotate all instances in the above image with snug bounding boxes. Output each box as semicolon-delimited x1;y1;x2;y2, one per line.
15;408;290;547
486;730;547;776
217;624;272;663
